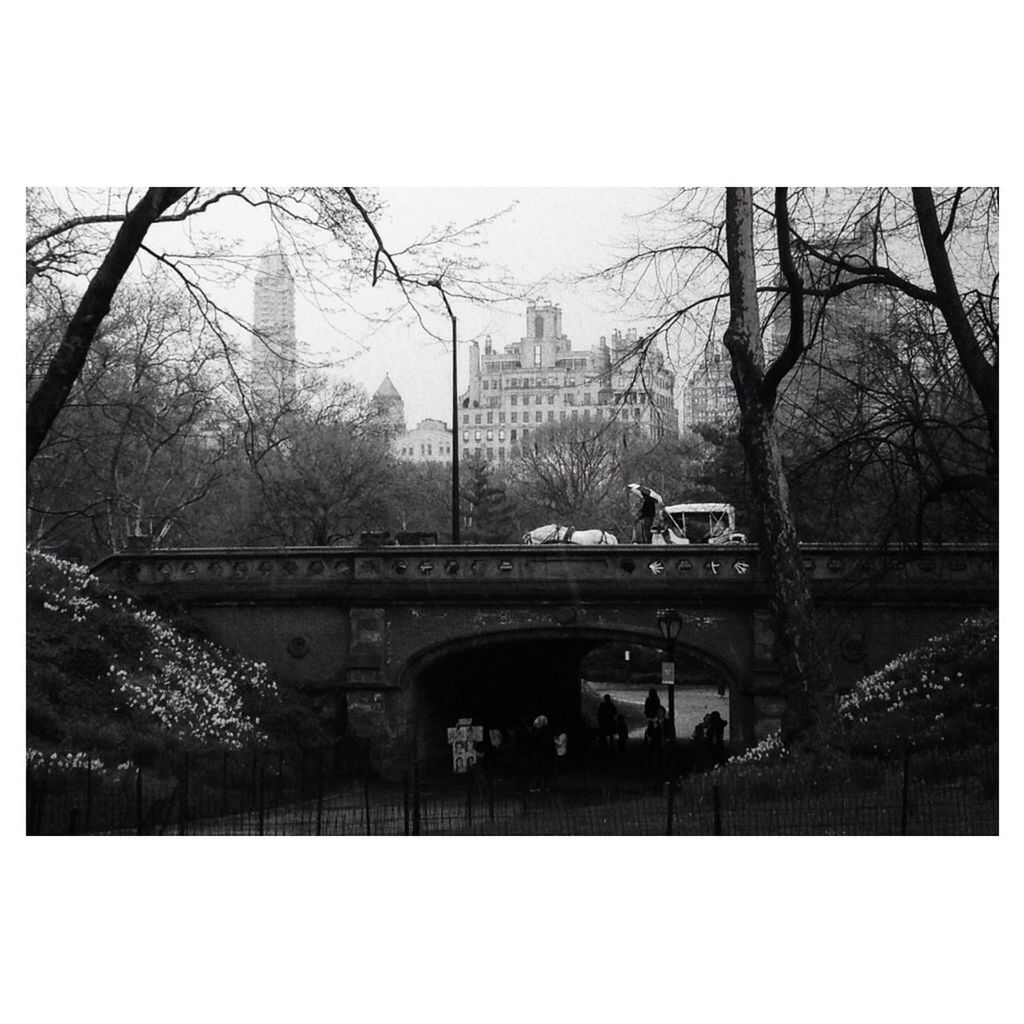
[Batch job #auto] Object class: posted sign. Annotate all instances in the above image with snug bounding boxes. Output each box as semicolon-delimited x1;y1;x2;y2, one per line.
661;661;675;685
446;717;484;773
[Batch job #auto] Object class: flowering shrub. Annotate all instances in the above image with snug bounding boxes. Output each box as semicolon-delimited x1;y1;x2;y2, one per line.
710;614;998;789
838;614;997;756
726;731;786;767
27;549;279;772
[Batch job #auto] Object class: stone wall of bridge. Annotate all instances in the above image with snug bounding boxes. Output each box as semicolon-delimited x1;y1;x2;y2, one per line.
93;544;997;776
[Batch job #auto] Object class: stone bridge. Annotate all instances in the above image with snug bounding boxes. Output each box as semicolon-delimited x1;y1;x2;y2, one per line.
94;543;998;776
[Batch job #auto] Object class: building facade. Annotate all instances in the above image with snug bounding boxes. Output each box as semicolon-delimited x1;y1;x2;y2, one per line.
397;418;453;464
680;343;736;428
457;300;678;464
251;250;297;396
372;376;454;464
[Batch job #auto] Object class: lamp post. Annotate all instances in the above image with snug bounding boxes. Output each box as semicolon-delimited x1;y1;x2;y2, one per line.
657;609;683;769
430;281;459;543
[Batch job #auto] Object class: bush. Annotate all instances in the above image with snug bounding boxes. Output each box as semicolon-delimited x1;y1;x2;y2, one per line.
26;550;280;773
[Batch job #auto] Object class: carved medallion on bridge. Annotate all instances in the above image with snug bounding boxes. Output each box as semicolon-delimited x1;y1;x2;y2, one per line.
287;635;309;658
470;560;485;577
703;559;721;576
182;562;197;575
330;560;352;575
676;559;693;572
282;560;297;575
419;561;434;575
257;561;273;575
826;558;844;573
733;560;751;575
157;562;172;577
231;561;248;577
392;560;408;574
445;560;460;576
802;558;816;572
498;560;514;573
619;558;636;573
839;636;865;663
308;560;325;575
208;561;224;576
555;607;577;625
648;559;665;576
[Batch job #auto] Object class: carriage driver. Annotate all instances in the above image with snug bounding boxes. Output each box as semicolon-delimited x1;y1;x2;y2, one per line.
628;483;664;544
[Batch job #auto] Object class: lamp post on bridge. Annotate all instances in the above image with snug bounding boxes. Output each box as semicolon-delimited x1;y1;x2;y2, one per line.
430;280;459;544
657;608;682;775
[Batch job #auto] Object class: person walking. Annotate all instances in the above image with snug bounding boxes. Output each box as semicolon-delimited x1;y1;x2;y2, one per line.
643;687;663;731
705;710;728;765
628;483;663;544
597;694;617;761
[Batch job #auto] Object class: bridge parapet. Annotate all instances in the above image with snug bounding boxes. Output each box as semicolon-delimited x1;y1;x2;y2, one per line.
92;544;997;604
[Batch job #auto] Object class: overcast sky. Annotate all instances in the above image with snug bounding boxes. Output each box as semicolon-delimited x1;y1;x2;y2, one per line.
168;187;679;428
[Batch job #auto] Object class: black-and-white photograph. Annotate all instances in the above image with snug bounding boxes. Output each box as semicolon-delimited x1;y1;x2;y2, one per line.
24;184;998;837
10;6;1015;1022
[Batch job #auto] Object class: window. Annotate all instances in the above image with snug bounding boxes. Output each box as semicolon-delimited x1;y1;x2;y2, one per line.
511;412;518;423
487;412;493;424
534;344;542;366
547;394;554;404
474;429;482;441
583;409;590;419
511;429;517;441
511;395;518;406
571;409;578;418
463;431;469;442
427;444;432;455
498;448;506;461
584;393;592;405
535;411;542;423
498;429;505;441
498;412;506;423
534;315;544;338
475;414;482;424
463;414;469;425
486;448;494;460
522;428;529;441
547;411;554;421
486;429;493;441
560;410;566;421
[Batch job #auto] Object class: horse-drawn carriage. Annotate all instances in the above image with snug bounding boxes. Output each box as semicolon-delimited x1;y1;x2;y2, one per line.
652;503;746;545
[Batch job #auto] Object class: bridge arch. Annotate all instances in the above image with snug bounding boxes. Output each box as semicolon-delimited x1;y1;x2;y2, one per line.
397;625;742;772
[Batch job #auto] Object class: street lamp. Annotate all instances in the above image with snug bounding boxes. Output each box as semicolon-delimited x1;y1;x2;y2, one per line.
429;280;459;544
657;608;683;754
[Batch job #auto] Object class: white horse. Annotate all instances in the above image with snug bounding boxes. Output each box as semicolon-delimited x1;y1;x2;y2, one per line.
522;524;619;545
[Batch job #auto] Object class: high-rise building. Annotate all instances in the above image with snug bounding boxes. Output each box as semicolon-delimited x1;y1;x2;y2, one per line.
681;343;736;427
251;250;297;395
457;300;678;464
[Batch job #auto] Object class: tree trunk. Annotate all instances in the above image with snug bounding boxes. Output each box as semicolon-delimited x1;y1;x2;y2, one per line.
722;187;834;752
911;187;998;456
26;187;192;465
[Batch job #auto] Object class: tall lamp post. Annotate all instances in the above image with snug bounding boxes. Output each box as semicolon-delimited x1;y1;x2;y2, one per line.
657;609;683;768
430;281;459;544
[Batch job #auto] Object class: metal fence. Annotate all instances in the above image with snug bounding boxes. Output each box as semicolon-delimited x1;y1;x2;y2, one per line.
26;745;997;836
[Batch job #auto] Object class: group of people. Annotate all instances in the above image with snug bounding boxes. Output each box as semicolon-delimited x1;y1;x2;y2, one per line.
594;690;730;774
481;714;569;791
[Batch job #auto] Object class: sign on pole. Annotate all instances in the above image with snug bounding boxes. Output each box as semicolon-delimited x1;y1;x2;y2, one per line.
662;661;675;685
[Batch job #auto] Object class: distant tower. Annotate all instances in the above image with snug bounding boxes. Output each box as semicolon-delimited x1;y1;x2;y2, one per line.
372;374;406;435
251;250;297;394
